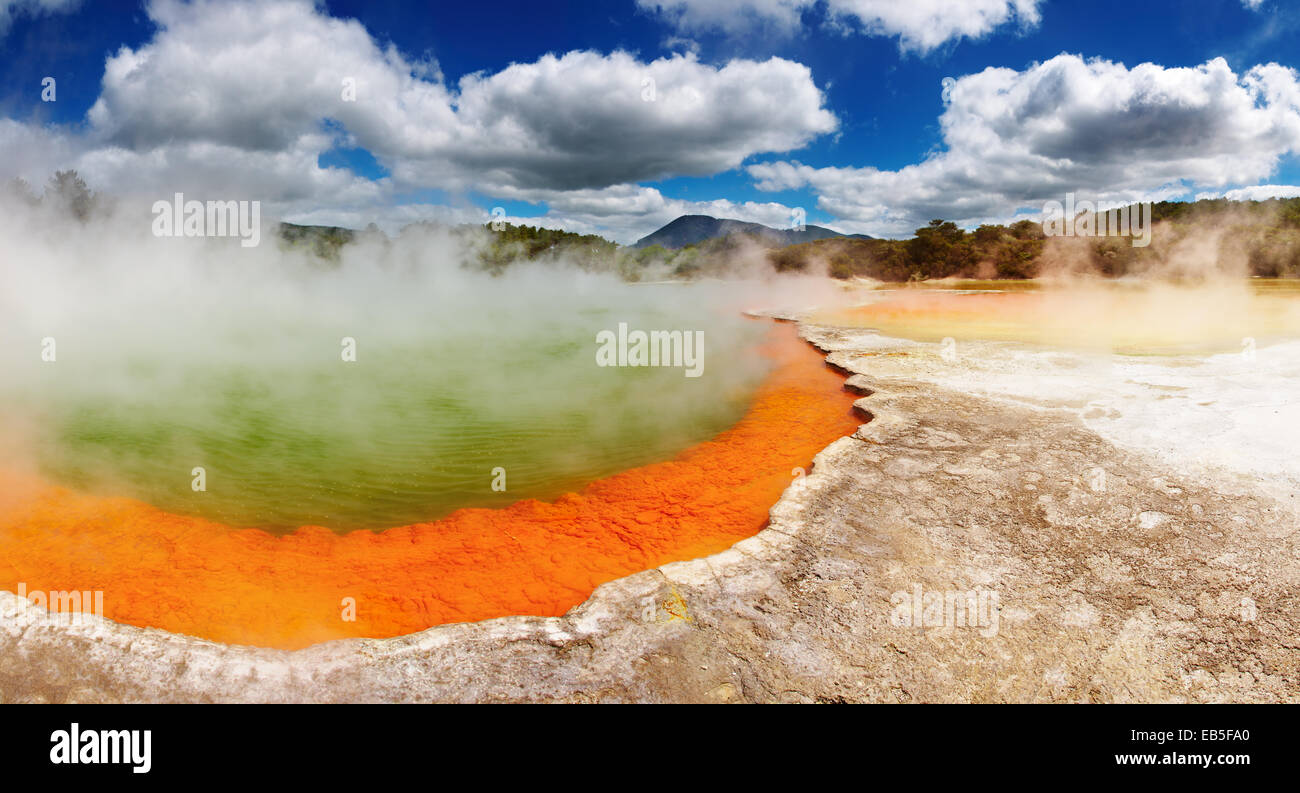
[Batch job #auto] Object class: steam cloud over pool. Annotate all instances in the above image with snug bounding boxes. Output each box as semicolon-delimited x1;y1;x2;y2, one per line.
0;208;780;532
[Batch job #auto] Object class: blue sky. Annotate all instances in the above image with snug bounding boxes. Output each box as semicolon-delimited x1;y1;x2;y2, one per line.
2;0;1299;242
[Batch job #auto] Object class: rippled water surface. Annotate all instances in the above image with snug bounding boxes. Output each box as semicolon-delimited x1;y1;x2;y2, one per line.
2;275;768;533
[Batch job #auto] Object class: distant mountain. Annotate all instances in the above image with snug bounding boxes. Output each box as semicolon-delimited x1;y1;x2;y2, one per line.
631;214;872;250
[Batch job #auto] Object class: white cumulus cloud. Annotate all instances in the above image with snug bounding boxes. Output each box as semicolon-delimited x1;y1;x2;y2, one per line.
0;0;78;34
638;0;1042;52
750;54;1300;236
0;0;836;242
1196;184;1300;201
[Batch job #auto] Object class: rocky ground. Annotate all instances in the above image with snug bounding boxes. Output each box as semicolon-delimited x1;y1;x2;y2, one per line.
2;323;1297;702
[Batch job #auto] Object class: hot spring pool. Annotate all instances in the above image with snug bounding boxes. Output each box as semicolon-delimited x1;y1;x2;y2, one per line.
0;238;863;647
3;292;766;533
815;278;1300;354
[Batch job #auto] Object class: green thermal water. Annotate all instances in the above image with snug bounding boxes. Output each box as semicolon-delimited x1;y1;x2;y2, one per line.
4;287;768;533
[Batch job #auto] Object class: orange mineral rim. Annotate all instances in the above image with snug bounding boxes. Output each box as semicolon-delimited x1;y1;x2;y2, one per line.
0;322;860;649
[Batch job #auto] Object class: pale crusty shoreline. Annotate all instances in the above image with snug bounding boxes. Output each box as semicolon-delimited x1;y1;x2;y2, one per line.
2;321;1297;703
